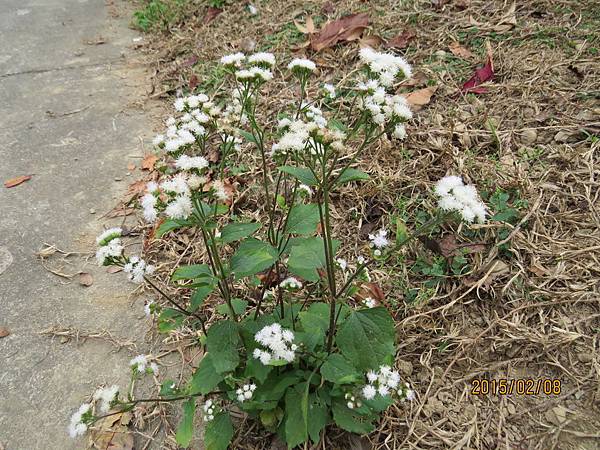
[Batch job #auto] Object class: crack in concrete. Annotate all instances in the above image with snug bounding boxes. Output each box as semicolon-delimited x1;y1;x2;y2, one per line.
0;58;126;78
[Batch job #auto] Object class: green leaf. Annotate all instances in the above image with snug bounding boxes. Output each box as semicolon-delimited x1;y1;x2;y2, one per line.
332;398;375;434
190;284;214;311
230;238;278;279
307;393;329;444
238;129;258;145
278;165;318;186
206;320;240;373
285;204;320;235
175;398;195;448
288;237;340;282
189;354;224;394
172;264;213;281
157;308;184;333
284;387;308;447
216;298;248;317
329;118;348;132
205;412;234;450
156;218;192;237
160;379;177;397
298;302;329;350
396;219;409;245
320;353;361;384
363;394;394;412
335;167;370;185
336;308;395;371
220;222;261;244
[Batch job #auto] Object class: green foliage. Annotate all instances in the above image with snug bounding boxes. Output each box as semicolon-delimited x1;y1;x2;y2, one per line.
175;398;195;447
133;0;186;32
204;413;234;450
287;237;340;281
206;321;240;373
336;308;395;371
278;166;318;186
219;222;261;243
230;238;278;279
190;354;224;394
285;204;320;235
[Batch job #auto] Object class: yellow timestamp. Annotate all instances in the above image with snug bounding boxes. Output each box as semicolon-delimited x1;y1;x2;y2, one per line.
471;378;561;396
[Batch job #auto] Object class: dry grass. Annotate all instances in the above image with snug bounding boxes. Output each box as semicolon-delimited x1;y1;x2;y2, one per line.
124;0;600;448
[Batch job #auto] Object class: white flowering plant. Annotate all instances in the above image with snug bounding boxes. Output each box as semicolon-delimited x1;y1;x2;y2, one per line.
73;49;487;448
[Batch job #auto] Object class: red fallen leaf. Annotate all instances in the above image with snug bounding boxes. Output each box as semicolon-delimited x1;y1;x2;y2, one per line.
4;175;32;188
141;154;158;171
461;43;494;94
182;55;198;67
0;327;10;338
204;7;222;24
189;74;199;90
385;29;416;49
78;272;94;287
311;13;369;52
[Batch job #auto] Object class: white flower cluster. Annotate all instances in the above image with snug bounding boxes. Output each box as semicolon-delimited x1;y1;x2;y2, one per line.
123;256;155;283
68;403;91;438
236;383;257;402
336;258;348;271
220;52;276;83
129;354;159;375
362;297;377;308
359;48;412;87
434;176;487;223
253;323;297;365
95;228;124;265
323;83;336;99
368;228;390;256
344;392;362;409
279;276;302;290
271;118;344;157
362;365;403;400
92;385;119;413
154;94;217;154
202;399;216;422
288;58;316;73
355;49;413;138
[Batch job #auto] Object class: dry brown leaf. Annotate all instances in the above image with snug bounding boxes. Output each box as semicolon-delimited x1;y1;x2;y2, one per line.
385;29;416;49
294;16;315;34
207;148;220;163
203;6;222;24
88;411;134;450
79;272;94;287
107;266;122;274
4;175;32;188
0;327;10;338
359;34;383;48
405;86;438;110
126;162;136;171
141;154;158;171
106;207;135;218
448;41;474;58
311;13;369;52
355;282;386;306
126;180;147;196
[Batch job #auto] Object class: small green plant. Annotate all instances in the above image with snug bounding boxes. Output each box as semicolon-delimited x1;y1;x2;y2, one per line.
133;0;186;32
71;50;489;448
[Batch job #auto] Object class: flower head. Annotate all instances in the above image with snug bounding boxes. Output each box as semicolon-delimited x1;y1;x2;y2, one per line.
68;403;91;438
254;324;297;365
288;58;316;73
93;385;119;413
434;176;486;223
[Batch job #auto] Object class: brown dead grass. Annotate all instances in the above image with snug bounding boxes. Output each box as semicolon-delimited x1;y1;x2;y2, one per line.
125;0;600;448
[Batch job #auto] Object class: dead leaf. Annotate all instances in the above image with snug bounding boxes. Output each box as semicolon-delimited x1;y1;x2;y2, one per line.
493;2;517;32
204;7;222;24
355;282;385;306
482;260;510;288
294;16;315;34
385;29;415;49
107;266;122;274
311;13;369;52
126;180;147;196
88;411;134;450
528;262;548;277
0;327;10;338
4;175;32;188
79;272;94;287
359;34;383;48
426;234;486;257
460;43;494;94
448;41;474;58
405;86;438;110
189;74;199;90
207;148;220;163
182;55;198;67
454;0;471;10
126;162;136;171
141;154;158;171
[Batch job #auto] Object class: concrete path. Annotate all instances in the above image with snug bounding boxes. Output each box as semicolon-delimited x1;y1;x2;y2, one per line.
0;1;153;448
